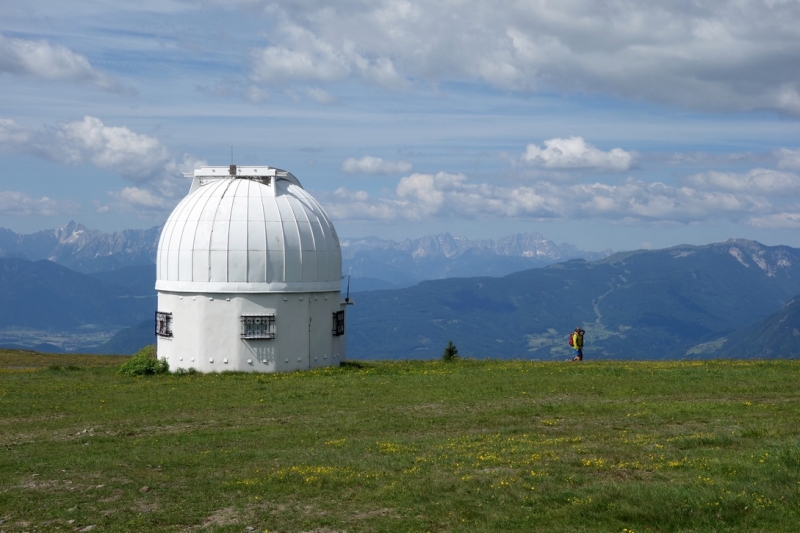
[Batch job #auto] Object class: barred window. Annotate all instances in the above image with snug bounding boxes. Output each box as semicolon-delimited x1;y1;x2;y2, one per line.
155;311;173;338
332;310;345;336
241;314;275;340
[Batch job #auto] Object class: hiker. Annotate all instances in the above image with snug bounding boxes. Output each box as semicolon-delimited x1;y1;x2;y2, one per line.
570;327;585;361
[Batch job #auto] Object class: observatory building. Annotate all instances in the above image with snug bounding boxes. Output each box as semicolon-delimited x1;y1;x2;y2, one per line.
155;165;346;373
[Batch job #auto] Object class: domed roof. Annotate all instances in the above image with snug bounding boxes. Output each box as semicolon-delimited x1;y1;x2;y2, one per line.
156;166;342;293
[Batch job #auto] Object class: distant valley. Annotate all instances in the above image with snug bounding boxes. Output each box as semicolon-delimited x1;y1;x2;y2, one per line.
347;240;800;361
0;222;609;353
0;222;797;360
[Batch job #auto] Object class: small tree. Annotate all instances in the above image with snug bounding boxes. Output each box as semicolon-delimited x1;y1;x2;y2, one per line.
442;340;459;362
118;345;169;376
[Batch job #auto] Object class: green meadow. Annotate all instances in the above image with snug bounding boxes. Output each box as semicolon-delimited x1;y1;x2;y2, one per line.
1;351;798;532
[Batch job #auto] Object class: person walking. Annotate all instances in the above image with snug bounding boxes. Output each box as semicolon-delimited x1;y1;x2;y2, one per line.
570;327;585;361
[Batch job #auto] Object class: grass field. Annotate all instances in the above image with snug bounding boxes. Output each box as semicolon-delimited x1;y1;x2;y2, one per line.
1;351;798;532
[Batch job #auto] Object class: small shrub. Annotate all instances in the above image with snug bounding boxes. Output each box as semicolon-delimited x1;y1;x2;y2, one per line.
442;341;459;362
118;345;169;376
340;360;369;369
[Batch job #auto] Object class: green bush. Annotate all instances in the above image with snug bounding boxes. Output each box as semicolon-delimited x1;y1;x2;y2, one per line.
442;340;459;362
117;345;169;376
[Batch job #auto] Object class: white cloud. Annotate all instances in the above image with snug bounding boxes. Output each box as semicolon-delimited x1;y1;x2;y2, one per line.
0;116;204;198
234;1;800;114
322;171;773;225
251;21;408;90
777;148;800;170
341;156;412;175
305;87;339;105
687;168;800;195
104;187;174;212
748;212;800;229
0;32;127;93
251;25;351;84
244;85;269;103
0;118;30;145
0;190;80;217
521;137;634;171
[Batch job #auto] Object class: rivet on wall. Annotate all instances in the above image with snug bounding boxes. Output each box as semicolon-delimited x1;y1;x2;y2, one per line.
209;358;214;363
284;358;289;363
247;359;252;364
223;358;228;364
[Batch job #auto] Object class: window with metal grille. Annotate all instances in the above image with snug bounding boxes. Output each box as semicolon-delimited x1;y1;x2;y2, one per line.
155;311;173;338
332;310;345;336
241;314;275;339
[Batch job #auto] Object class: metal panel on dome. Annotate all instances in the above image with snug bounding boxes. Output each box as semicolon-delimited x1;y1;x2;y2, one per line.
311;223;329;279
247;220;266;251
248;249;267;282
231;187;249;220
192;217;212;253
228;220;248;251
178;249;193;280
209;250;228;282
210;219;229;251
266;245;285;283
167;233;180;280
228;250;247;281
265;221;284;250
192;246;209;281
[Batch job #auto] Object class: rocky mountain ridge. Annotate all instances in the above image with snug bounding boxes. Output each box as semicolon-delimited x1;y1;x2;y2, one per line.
0;222;611;284
346;239;800;360
0;221;161;273
342;232;612;288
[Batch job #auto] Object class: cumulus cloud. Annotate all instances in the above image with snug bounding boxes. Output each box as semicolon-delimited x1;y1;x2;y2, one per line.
322;171;776;225
748;212;800;229
777;148;800;170
305;87;339;105
104;187;174;212
0;191;80;217
687;169;800;195
236;0;800;114
251;22;408;90
0;32;128;93
341;156;412;175
0;116;203;198
521;137;634;171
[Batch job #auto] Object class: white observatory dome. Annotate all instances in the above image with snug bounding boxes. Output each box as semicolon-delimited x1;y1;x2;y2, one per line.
156;166;342;293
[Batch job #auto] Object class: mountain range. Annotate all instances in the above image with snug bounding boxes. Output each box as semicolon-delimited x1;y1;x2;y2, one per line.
0;222;610;286
342;232;612;290
346;239;800;360
0;221;160;273
0;222;796;360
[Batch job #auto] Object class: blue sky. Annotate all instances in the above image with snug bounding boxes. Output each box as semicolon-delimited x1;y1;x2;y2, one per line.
1;0;800;252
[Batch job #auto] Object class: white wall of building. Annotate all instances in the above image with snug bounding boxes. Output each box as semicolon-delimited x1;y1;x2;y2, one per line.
156;290;346;373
